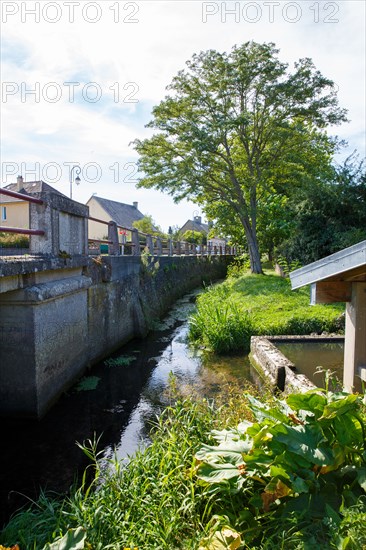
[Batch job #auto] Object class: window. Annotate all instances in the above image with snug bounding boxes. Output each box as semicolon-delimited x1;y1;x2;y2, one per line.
1;206;6;221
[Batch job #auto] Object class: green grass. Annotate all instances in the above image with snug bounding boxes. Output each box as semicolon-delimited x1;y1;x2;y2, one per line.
1;380;364;550
0;395;219;549
189;270;344;353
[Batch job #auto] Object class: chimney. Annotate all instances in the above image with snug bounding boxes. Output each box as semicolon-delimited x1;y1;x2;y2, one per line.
133;201;138;209
16;175;24;192
194;215;202;224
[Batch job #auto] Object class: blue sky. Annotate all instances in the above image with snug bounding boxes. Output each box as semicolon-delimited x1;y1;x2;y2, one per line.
1;0;365;231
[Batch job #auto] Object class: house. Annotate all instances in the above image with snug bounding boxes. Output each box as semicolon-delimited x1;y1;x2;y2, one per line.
179;215;209;236
0;176;67;229
86;195;145;241
179;215;227;249
290;240;366;392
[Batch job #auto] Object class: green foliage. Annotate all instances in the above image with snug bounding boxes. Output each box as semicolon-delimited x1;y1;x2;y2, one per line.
132;214;166;237
189;300;253;354
195;390;366;549
103;355;135;367
0;397;219;549
1;384;364;549
278;153;366;264
74;376;100;392
226;255;251;279
276;256;302;276
180;230;206;245
133;41;346;273
189;272;343;353
0;232;29;248
140;248;160;277
42;527;86;550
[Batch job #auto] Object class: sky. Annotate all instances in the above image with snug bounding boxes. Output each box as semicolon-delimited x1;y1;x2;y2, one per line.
1;0;365;231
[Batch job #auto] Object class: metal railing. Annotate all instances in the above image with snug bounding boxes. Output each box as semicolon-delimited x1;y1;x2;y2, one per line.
0;189;45;255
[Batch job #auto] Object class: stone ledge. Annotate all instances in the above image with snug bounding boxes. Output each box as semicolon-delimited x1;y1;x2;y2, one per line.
0;255;89;279
250;336;317;393
0;275;92;303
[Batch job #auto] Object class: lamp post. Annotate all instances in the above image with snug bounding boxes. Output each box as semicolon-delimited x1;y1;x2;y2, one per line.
70;165;81;200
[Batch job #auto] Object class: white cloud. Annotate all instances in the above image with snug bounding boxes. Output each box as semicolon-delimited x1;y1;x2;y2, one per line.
1;0;365;230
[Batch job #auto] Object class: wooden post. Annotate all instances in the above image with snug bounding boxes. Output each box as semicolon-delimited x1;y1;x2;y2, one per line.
176;241;181;256
184;242;190;255
168;239;173;256
108;221;120;255
156;236;163;256
344;282;366;393
146;234;154;255
131;229;141;256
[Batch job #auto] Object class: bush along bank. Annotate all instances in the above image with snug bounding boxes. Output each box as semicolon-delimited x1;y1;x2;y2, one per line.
189;271;344;354
1;382;365;549
196;384;366;550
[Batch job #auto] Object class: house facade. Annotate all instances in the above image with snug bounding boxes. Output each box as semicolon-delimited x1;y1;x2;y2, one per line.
179;215;209;236
0;176;67;230
179;215;226;249
86;196;145;241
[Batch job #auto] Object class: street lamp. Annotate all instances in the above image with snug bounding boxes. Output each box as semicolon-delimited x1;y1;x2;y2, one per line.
70;165;81;200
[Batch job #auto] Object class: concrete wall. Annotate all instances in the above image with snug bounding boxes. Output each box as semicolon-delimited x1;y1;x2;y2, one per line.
250;335;343;393
0;254;229;418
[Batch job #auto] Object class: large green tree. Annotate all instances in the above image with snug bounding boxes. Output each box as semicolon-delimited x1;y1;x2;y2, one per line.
133;41;347;273
279;153;366;263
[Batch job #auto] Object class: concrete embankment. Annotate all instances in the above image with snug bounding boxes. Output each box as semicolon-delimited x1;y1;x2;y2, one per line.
0;254;230;418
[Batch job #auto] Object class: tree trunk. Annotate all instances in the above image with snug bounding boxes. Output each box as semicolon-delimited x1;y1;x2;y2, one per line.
243;225;263;274
247;238;263;274
268;243;274;263
237;208;263;274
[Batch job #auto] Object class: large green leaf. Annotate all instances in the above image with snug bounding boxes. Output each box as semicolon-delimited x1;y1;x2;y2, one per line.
286;391;327;417
332;414;363;447
197;462;242;483
319;394;359;420
245;394;291;424
270;423;332;465
42;528;86;550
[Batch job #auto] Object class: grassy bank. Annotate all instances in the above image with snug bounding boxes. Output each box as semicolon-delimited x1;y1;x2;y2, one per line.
0;380;257;550
1;381;365;550
189;270;344;354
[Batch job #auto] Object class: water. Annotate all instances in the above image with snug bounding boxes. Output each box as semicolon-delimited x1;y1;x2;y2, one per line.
275;340;344;387
1;290;252;526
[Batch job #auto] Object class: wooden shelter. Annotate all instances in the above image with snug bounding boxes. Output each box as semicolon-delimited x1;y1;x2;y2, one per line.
290;240;366;392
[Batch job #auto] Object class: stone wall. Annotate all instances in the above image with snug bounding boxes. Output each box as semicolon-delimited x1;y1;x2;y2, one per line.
250;336;318;393
0;255;229;418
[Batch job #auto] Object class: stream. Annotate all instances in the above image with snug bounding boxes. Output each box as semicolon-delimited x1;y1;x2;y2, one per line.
1;289;253;527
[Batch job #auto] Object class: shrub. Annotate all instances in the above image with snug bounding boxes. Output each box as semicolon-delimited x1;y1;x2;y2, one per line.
196;389;366;549
0;233;29;249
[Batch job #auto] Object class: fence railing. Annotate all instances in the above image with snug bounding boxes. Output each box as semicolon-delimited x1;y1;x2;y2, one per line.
87;215;236;257
0;189;237;258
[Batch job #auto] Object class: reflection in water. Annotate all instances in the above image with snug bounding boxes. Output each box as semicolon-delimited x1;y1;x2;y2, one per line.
1;291;252;526
275;341;344;387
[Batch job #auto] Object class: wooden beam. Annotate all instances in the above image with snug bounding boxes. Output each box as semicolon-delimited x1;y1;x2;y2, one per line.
313;281;352;303
344;282;366;393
